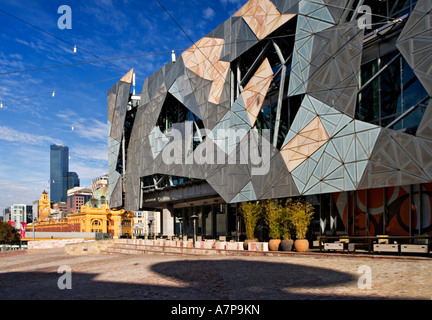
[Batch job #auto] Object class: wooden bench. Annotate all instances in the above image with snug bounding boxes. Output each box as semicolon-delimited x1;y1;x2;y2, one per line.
318;235;432;256
373;243;399;253
324;242;344;252
347;242;370;253
400;244;428;253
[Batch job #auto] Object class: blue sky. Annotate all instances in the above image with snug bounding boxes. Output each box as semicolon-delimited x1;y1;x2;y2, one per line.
0;0;246;215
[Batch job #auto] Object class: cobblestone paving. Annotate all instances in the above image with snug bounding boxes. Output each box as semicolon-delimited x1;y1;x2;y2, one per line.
0;249;431;300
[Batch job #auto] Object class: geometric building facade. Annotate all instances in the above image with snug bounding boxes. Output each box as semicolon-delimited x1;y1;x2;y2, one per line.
108;0;432;240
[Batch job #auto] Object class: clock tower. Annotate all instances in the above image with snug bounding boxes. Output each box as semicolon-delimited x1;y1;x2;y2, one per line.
38;191;51;221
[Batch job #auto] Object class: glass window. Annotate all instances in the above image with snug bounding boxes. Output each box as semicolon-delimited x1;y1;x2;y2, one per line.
203;205;213;237
363;0;388;24
255;94;302;148
215;204;227;236
362;0;418;23
379;54;401;126
231;29;298;149
357;51;429;132
389;0;417;18
393;60;430;132
156;93;203;135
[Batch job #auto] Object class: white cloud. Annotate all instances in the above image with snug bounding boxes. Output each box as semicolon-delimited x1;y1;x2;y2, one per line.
14;38;47;52
73;120;107;142
219;0;245;6
81;0;130;33
71;143;108;163
0;125;62;146
0;52;25;74
203;7;216;20
0;180;47;215
219;0;245;16
57;109;107;142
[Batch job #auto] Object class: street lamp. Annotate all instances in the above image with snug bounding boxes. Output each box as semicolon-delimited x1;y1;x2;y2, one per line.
148;217;154;240
178;217;184;240
190;214;198;247
32;208;35;242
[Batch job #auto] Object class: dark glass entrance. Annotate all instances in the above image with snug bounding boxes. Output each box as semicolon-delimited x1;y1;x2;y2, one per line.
174;202;238;239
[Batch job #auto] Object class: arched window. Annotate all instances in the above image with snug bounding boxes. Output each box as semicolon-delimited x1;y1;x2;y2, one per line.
92;219;102;233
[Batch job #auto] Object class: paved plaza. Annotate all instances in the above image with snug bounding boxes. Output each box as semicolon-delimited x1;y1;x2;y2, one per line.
0;248;431;300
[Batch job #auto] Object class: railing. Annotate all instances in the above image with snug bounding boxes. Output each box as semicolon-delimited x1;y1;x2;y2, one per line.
0;244;27;251
318;235;432;255
95;233;113;241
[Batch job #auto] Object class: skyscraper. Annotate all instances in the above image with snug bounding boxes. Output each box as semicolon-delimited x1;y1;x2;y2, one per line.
50;144;79;203
50;144;69;203
67;171;80;190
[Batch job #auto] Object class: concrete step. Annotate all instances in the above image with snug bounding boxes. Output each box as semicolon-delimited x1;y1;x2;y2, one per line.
101;242;319;258
100;242;432;261
102;243;250;256
103;245;201;256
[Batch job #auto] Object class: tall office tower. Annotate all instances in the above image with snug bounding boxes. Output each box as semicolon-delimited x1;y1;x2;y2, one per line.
50;144;69;203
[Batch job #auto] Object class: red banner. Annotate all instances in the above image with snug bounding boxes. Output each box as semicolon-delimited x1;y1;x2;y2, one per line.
20;222;27;238
8;221;15;227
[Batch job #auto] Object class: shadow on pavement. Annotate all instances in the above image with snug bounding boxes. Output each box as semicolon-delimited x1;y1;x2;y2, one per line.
0;258;406;300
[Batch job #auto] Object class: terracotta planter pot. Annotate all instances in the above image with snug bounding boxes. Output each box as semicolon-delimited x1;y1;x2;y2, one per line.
280;239;294;251
294;239;309;252
268;239;281;251
243;238;259;250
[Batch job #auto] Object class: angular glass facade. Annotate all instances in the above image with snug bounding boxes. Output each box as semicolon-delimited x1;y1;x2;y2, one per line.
108;0;432;240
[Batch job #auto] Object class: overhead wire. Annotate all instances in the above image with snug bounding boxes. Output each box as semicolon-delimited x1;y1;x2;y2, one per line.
5;79;120;105
0;2;404;115
0;7;129;72
0;51;177;76
154;0;240;95
0;75;127;109
0;1;408;108
0;0;408;75
308;0;405;23
0;16;400;77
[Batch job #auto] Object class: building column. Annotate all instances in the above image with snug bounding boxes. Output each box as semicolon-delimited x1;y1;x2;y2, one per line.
161;204;175;237
102;217;108;234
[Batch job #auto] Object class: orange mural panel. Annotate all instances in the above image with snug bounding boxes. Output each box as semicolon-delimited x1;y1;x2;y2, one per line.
182;37;230;105
234;0;296;40
333;183;432;236
281;116;329;172
240;58;273;126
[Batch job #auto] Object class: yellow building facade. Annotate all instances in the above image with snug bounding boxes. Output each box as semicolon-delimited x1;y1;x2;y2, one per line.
28;187;134;238
66;203;134;237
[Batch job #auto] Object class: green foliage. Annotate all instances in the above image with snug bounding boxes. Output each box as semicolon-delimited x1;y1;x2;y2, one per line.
263;199;284;240
0;221;21;244
281;205;295;240
239;202;262;240
286;199;314;240
240;198;314;241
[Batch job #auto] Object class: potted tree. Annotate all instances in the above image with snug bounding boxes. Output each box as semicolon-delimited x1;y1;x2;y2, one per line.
263;199;283;251
289;199;314;252
280;201;295;251
239;202;262;250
